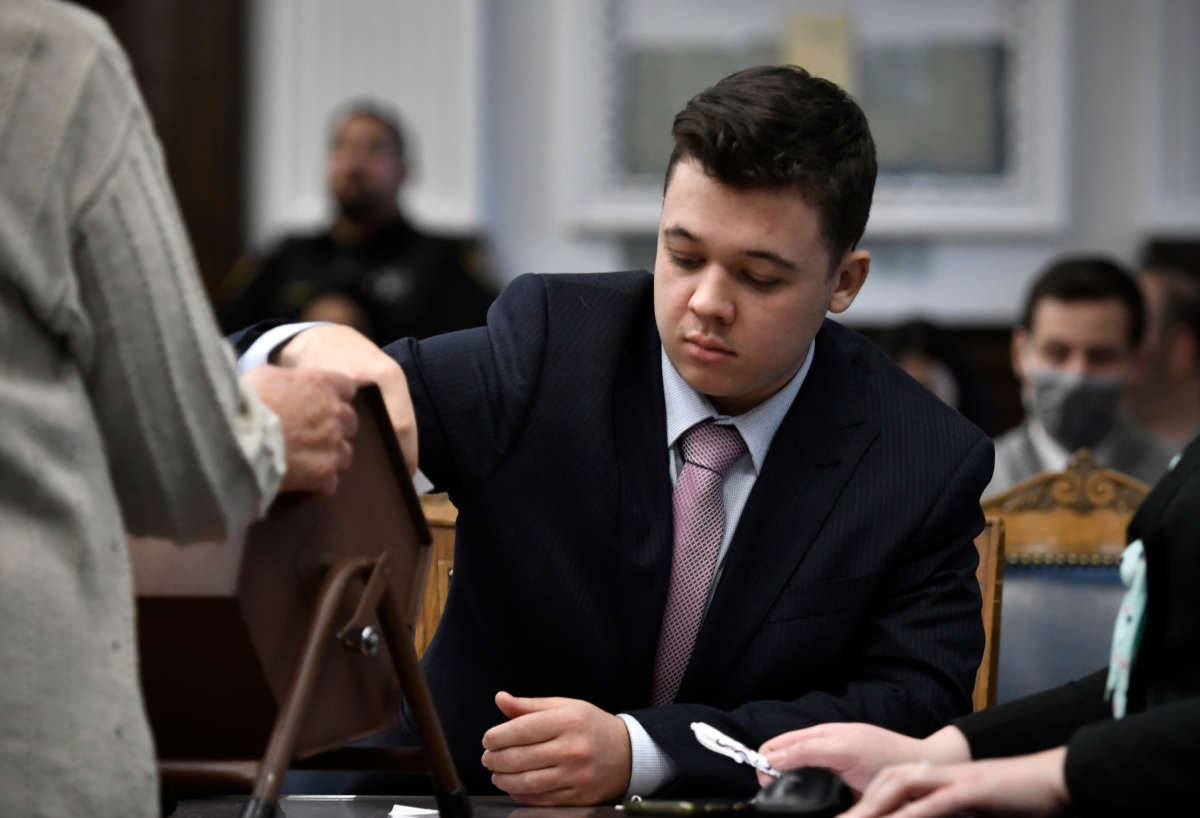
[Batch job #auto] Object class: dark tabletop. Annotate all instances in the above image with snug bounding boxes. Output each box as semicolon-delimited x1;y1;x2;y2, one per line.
171;792;1130;817
173;796;616;818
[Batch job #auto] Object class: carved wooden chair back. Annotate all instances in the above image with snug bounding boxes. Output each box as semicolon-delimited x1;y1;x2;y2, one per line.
981;450;1149;567
981;451;1148;703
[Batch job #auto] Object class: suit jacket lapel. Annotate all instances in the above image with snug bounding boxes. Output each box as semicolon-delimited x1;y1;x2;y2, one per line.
680;322;879;699
612;292;674;703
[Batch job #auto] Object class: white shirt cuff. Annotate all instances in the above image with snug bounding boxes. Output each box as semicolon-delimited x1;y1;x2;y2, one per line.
412;469;434;494
237;322;330;374
618;713;676;797
237;322;434;495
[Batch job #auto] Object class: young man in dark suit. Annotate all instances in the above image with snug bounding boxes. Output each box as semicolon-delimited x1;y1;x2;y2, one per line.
238;65;994;804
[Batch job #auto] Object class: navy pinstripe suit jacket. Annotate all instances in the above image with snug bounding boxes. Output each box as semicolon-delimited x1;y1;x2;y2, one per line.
236;269;993;795
372;270;992;795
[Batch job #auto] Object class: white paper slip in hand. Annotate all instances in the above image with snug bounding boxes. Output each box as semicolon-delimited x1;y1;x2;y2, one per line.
691;721;781;778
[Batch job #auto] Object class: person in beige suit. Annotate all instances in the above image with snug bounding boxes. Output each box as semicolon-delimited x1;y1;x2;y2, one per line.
0;2;361;815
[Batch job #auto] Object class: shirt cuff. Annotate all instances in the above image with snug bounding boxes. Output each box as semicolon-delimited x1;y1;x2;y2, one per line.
618;713;676;797
237;321;330;374
412;469;434;494
237;321;433;495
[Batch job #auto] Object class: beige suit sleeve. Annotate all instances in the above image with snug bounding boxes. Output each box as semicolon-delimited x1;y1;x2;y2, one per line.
66;37;284;540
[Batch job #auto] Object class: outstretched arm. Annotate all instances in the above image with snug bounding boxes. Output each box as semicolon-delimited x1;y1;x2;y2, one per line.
273;324;419;476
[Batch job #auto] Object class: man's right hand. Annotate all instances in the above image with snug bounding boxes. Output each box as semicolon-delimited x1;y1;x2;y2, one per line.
242;364;358;495
276;324;419;476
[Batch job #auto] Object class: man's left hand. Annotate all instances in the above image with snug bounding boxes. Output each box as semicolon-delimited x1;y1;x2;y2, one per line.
481;691;632;805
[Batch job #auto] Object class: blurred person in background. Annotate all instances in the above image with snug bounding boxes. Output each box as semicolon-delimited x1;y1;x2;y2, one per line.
986;256;1172;496
0;2;357;815
217;99;496;344
879;318;990;432
1126;266;1200;452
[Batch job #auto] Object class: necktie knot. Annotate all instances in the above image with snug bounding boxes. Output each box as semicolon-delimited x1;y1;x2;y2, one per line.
679;421;746;476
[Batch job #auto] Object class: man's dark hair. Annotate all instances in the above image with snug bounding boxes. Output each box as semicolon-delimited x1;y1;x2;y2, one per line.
328;98;407;161
1019;255;1145;347
664;64;877;265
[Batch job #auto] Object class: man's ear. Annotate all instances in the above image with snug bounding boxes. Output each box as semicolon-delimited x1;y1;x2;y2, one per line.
1011;327;1029;382
827;250;870;314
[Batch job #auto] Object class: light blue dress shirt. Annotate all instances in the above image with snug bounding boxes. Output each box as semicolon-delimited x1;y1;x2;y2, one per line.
618;342;815;796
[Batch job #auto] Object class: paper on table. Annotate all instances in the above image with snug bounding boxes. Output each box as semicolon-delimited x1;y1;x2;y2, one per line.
389;805;439;817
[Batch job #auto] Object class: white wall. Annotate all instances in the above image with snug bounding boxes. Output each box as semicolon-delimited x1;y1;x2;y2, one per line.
479;0;626;278
847;0;1151;324
479;0;1188;325
249;0;1200;325
247;0;482;247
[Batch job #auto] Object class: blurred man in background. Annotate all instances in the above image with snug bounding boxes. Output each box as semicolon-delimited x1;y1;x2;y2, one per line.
986;256;1172;496
1126;266;1200;452
218;99;495;344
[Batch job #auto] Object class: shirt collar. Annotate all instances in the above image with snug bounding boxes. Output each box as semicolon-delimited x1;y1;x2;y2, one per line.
1027;416;1071;473
662;341;815;474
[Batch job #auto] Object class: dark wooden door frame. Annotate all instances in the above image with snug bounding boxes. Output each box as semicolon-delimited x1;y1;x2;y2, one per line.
80;0;246;296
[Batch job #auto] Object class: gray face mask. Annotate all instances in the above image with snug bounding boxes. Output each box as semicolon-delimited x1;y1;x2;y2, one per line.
1025;369;1124;452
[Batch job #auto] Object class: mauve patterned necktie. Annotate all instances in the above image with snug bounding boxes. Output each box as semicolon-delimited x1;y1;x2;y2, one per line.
651;420;748;707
